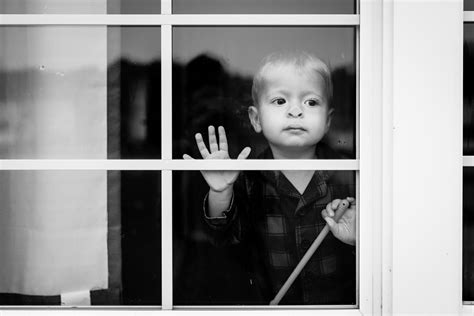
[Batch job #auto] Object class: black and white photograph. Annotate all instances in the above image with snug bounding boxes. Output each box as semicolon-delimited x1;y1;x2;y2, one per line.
171;26;357;305
0;0;471;315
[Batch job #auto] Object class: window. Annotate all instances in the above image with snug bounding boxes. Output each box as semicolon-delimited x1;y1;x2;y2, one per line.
465;0;474;306
0;0;381;313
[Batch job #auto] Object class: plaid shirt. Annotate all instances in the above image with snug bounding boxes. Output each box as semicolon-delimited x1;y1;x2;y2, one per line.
204;144;356;305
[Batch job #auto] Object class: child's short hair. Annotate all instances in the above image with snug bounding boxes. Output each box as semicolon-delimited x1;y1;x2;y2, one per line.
251;51;333;107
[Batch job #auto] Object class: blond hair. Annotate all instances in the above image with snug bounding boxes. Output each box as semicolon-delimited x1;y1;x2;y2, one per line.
251;51;333;107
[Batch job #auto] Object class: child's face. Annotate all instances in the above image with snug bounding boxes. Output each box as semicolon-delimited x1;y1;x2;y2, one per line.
249;64;333;153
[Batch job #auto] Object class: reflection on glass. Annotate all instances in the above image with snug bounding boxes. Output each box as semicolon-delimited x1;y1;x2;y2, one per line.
466;24;474;155
173;0;356;14
0;26;107;158
173;27;356;160
107;0;160;14
0;170;161;305
464;168;474;301
0;0;161;14
173;170;356;305
107;26;161;159
0;26;161;159
0;0;107;14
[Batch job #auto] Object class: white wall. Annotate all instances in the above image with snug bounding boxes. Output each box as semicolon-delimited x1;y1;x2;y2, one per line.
392;0;463;313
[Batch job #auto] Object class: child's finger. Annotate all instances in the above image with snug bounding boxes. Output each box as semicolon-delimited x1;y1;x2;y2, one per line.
325;203;335;217
237;147;251;160
346;197;355;203
183;154;194;160
208;126;218;153
218;126;228;152
331;199;341;210
324;216;337;230
195;133;210;159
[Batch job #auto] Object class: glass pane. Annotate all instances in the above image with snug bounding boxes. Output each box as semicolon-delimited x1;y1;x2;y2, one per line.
0;0;107;14
0;26;161;159
0;0;161;14
465;168;474;302
107;26;162;159
173;27;356;160
173;0;356;14
465;24;474;155
466;0;474;11
107;0;161;14
120;170;162;305
173;170;357;306
0;170;161;305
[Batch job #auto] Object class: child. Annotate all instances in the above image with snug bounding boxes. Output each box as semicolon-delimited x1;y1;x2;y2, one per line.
183;51;356;305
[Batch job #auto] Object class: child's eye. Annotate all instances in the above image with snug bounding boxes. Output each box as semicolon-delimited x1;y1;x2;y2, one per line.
305;99;320;107
271;98;286;105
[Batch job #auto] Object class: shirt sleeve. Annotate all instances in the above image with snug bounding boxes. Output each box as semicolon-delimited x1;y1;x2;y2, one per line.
201;173;251;246
202;190;237;229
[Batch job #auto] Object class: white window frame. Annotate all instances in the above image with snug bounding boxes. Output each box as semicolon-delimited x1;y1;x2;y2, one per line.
389;0;463;314
0;0;383;314
464;5;474;313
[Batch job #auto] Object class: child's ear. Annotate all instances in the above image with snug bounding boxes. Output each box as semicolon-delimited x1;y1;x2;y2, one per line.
248;106;262;133
325;108;334;133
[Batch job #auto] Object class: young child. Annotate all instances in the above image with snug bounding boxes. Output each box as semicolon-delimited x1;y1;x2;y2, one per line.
183;51;356;305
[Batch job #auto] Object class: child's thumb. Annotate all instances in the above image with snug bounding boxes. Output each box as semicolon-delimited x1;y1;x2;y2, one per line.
324;216;337;230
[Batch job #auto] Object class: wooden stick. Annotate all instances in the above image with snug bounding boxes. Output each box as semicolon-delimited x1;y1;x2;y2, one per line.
269;200;351;305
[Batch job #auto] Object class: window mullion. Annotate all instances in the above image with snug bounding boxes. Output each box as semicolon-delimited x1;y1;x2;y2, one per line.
161;0;173;306
359;0;382;314
464;156;474;166
465;11;474;22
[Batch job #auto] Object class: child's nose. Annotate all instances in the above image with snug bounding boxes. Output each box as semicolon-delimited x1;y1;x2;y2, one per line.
287;103;303;117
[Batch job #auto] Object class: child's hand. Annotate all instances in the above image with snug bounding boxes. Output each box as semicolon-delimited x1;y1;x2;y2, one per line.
321;197;356;246
183;125;251;193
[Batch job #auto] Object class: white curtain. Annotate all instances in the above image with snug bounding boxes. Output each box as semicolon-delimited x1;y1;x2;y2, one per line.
0;1;109;298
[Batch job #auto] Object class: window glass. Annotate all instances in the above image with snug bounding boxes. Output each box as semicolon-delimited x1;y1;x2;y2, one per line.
0;0;107;14
0;170;161;306
466;0;474;11
0;171;109;302
119;170;162;305
173;0;356;14
464;168;474;302
0;26;161;159
107;0;161;14
0;26;107;158
465;24;474;155
0;0;160;14
107;26;161;159
173;170;357;306
172;27;356;160
464;24;474;303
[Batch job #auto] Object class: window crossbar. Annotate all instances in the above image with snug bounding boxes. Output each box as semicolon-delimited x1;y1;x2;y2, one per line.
0;14;360;26
0;159;360;171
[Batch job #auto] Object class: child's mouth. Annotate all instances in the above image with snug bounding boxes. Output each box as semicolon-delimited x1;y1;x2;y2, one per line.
284;125;306;132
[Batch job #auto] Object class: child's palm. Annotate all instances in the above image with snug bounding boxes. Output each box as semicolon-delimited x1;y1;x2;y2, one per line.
183;126;251;192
